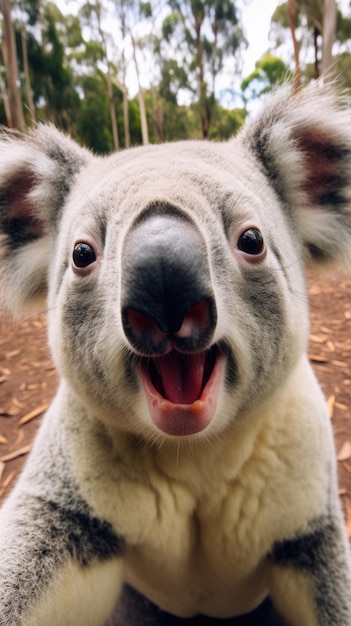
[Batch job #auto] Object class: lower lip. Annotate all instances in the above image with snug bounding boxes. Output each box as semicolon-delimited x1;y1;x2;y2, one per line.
137;353;226;437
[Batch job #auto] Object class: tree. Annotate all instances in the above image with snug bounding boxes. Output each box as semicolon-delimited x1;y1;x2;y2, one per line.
271;0;338;87
14;0;40;123
131;32;149;144
80;0;120;150
112;0;153;146
161;0;245;138
1;0;25;128
114;0;131;148
241;54;292;101
24;3;81;132
287;0;301;90
322;0;337;77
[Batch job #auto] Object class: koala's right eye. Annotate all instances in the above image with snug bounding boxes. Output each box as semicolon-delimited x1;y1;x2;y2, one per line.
72;242;97;269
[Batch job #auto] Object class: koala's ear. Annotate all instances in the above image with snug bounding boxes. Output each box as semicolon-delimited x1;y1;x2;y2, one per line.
0;125;91;312
242;83;351;268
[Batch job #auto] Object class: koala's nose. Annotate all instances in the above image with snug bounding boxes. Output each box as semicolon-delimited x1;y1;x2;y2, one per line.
121;213;217;355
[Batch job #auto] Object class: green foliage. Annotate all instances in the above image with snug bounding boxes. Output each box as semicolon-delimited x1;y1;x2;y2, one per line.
241;54;292;100
15;0;351;151
77;74;113;152
159;0;245;137
18;0;40;25
64;15;85;48
16;6;80;131
336;9;351;44
158;59;191;104
269;0;351;86
128;97;143;145
209;105;246;140
140;1;152;18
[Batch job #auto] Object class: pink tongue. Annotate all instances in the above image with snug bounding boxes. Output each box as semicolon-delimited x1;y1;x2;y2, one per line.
154;352;206;404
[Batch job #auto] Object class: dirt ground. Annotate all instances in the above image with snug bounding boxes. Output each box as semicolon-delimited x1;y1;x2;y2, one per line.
0;270;351;624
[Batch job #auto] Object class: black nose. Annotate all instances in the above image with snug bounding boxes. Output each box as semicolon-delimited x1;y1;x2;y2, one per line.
121;212;217;355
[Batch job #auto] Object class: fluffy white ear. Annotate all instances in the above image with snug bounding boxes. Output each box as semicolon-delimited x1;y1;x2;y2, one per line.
242;82;351;268
0;125;91;312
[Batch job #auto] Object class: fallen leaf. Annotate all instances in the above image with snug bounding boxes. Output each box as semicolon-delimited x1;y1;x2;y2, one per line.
0;470;16;497
0;407;20;417
19;403;48;425
309;285;322;296
1;469;16;488
335;402;348;411
332;360;348;368
310;334;326;344
345;498;351;538
309;354;328;363
12;398;24;409
0;462;4;481
326;395;335;418
326;340;335;352
0;445;31;463
6;349;21;359
338;441;351;462
0;434;8;445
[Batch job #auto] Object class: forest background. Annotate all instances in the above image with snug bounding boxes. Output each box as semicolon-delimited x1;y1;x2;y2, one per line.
1;0;351;154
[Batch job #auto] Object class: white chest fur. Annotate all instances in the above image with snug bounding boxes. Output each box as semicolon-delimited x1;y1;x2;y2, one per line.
68;358;332;618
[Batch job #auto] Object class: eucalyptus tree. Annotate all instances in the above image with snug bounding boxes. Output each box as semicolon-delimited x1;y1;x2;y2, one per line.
12;0;39;122
161;0;245;138
1;0;25;128
241;53;292;101
271;0;338;89
80;0;120;149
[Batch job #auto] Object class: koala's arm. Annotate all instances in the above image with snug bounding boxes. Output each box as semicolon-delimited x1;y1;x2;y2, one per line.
268;512;351;626
0;399;124;626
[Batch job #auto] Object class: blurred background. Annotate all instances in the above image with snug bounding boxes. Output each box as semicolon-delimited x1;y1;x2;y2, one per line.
1;0;351;152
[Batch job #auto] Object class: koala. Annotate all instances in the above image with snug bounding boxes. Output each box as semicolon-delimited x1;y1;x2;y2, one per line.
0;83;351;626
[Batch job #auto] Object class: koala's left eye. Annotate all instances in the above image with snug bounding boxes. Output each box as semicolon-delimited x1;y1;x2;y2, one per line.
237;228;265;256
72;242;97;268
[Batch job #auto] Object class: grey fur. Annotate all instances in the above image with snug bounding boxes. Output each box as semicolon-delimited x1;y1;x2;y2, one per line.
271;515;351;625
0;83;351;625
0;402;124;626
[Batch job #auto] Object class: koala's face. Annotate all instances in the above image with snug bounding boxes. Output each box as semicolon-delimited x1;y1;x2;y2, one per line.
1;85;350;442
47;141;308;441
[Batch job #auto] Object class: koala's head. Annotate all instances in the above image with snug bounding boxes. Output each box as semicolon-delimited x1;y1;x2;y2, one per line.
1;84;351;443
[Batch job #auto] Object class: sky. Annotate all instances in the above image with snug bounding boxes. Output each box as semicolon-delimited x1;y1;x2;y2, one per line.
241;0;281;75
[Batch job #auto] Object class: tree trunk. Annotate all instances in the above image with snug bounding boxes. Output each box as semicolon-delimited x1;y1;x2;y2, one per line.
122;89;131;148
106;72;119;151
131;34;149;146
322;0;337;79
1;0;25;129
287;0;301;92
95;0;119;150
0;71;11;124
194;14;209;139
20;23;36;123
119;1;131;149
313;25;320;79
111;76;130;149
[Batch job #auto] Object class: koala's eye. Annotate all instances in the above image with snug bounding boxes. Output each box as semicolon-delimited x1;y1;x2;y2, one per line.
72;242;97;268
237;228;265;256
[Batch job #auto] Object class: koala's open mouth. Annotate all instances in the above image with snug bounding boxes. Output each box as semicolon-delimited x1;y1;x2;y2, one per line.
137;346;226;436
